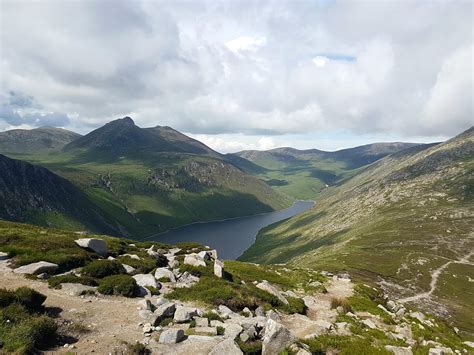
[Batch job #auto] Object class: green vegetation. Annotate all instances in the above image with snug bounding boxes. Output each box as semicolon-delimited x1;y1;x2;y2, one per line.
240;128;474;336
82;259;126;278
304;334;391;355
97;275;139;297
0;287;57;354
235;338;262;355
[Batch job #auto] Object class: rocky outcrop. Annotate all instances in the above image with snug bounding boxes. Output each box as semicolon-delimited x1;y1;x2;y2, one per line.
257;281;288;305
133;274;159;289
154;268;176;282
184;254;206;267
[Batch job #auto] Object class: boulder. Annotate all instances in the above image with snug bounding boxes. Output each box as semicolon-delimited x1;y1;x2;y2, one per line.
209;338;243;355
194;317;208;327
387;300;397;311
361;319;377;329
74;238;107;256
176;272;199;288
154;297;169;307
184;254;206;267
224;323;243;339
214;259;224;278
262;319;295;355
174;305;199;323
137;299;153;311
154;302;176;322
266;310;281;322
168;248;181;255
0;252;9;260
60;283;96;296
255;306;265;317
256;281;288;305
14;261;58;275
139;310;154;320
158;328;186;344
154;268;176;282
122;264;136;274
385;345;413;355
123;253;141;260
133;274;158;289
197;251;211;260
218;305;235;318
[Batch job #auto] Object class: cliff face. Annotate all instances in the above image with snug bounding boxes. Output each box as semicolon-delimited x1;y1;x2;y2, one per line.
0;154;120;235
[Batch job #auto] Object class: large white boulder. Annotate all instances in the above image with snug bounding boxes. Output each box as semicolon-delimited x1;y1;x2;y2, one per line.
214;259;224;278
154;268;176;282
262;319;295;355
14;261;58;275
209;338;243;355
184;254;206;267
133;274;158;289
256;281;288;305
75;238;108;256
159;328;186;344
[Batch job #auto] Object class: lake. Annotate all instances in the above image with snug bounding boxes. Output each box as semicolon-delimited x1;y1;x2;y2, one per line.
145;200;314;260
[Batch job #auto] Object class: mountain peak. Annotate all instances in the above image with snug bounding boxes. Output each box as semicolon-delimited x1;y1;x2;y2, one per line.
109;116;135;126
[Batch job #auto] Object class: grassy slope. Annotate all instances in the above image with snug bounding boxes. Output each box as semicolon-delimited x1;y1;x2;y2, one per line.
4;150;291;238
239;128;474;334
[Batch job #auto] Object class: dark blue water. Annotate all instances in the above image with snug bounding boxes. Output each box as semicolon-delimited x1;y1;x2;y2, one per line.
145;200;314;260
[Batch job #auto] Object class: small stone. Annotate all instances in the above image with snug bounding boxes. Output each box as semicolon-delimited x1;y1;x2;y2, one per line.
122;264;136;274
37;272;50;280
0;252;8;260
194;317;208;327
174;305;199;323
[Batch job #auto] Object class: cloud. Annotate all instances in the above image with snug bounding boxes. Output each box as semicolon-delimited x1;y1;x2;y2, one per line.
0;0;471;141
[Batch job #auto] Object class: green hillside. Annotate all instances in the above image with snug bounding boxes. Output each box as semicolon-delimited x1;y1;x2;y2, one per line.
0;118;291;238
239;127;474;335
232;143;420;199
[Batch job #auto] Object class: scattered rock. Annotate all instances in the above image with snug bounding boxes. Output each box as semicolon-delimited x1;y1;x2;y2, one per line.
154;268;176;282
36;272;50;280
138;310;154;320
262;319;295;355
387;300;397;311
209;338;243;355
154;302;176;323
176;272;200;288
214;259;224;278
0;252;9;260
361;319;377;329
194;326;217;335
61;283;97;296
218;305;235;318
428;347;454;354
137;299;153;311
123;254;141;260
184;254;206;267
255;306;265;317
223;323;243;339
463;341;474;348
174;305;199;323
122;264;136;274
74;238;108;256
158;328;186;344
197;251;211;260
266;309;281;322
385;345;413;355
13;261;58;275
133;274;158;289
256;281;288;305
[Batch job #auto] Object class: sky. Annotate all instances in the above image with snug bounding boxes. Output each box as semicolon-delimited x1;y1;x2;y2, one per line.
0;0;472;152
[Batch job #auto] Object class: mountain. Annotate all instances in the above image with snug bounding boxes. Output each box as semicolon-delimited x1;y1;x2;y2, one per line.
63;117;218;158
0;126;81;154
239;126;474;334
0;154;121;234
0;118;291;237
232;142;420;199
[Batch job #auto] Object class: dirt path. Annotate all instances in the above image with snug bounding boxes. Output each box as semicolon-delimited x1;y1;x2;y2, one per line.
398;251;474;304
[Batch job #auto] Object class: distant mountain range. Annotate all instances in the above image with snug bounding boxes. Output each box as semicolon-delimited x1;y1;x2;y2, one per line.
0;126;81;154
240;126;474;334
231;142;422;199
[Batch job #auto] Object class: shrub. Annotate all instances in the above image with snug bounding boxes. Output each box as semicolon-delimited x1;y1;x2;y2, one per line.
303;334;389;355
125;341;151;355
178;264;214;278
98;275;139;297
82;260;126;278
14;287;47;311
159;316;173;327
202;311;223;322
216;326;225;335
116;254;159;274
330;297;353;313
0;288;16;307
283;296;307;315
0;303;30;323
236;338;262;355
48;274;98;289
